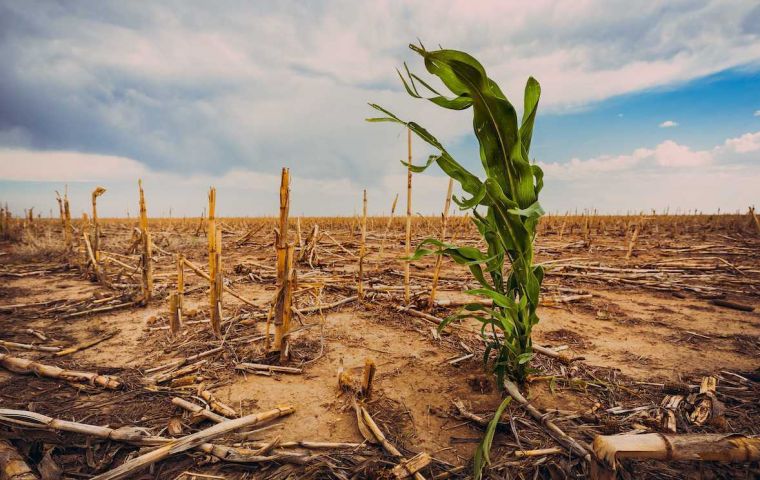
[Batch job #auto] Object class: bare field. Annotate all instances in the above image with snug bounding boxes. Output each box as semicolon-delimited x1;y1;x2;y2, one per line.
1;213;759;479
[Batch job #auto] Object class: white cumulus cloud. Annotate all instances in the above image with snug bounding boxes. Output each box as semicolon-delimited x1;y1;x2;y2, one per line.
538;130;760;213
0;149;147;182
539;139;713;178
723;131;760;153
653;140;711;167
659;120;679;128
541;129;760;180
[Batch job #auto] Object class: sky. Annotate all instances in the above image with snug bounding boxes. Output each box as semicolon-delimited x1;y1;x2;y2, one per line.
0;0;759;218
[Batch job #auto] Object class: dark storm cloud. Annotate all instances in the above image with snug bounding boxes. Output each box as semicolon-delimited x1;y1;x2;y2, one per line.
0;2;250;173
1;0;759;186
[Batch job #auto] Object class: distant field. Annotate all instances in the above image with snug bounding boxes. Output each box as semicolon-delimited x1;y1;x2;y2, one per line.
1;211;758;479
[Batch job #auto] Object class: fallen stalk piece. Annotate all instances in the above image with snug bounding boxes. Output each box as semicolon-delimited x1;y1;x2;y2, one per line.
0;439;38;480
239;296;357;326
24;329;48;341
143;346;224;374
359;406;426;480
0;340;61;353
452;400;502;428
503;380;591;462
0;407;307;471
236;363;302;375
514;447;563;457
265;440;363;450
295;295;357;315
0;408;161;445
171;397;229;424
0;300;59;312
196;388;238;418
392;452;432;479
592;433;760;479
170;400;360;450
60;301;137;319
149;361;207;385
531;344;580;364
90;405;295;480
0;353;121;389
194;445;315;465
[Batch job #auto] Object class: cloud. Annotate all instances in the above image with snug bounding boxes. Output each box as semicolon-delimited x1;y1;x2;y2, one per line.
3;129;757;217
0;147;455;218
0;149;147;182
537;130;760;213
539;138;713;178
754;109;760;116
659;120;679;128
723;131;760;153
540;128;760;179
653;140;711;166
0;0;759;189
539;164;760;214
1;2;760;218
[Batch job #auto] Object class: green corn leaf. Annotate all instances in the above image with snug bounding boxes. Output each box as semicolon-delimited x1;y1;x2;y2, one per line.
452;182;487;209
473;396;512;480
397;67;422;98
437;311;493;333
531;164;544;195
411;74;473;110
436;312;465;332
410;46;538;210
365;117;398;123
367;104;484;199
482;344;493;366
406;239;495;266
463;302;489;312
519;77;541;156
411;44;473;98
401;154;438;173
507;200;544;219
398;61;474;110
497;313;516;337
409;71;442;95
464;288;515;309
404;247;436;261
533;265;545;285
466;263;491;289
517;352;533;364
429;95;474;110
414;238;454;249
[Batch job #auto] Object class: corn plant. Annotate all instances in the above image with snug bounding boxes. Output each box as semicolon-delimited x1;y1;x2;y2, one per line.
368;43;544;386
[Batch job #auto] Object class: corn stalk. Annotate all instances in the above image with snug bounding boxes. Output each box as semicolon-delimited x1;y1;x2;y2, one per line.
368;43;545;386
91;186;106;262
138;180;153;305
369;41;546;480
